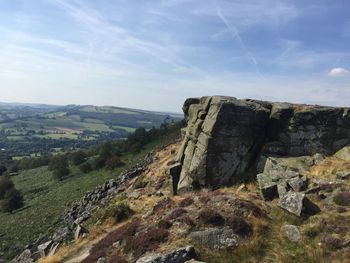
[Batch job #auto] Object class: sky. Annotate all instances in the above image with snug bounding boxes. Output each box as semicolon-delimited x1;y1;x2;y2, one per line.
0;0;349;112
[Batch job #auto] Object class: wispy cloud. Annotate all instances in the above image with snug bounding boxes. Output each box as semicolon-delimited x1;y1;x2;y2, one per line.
194;0;300;30
328;67;350;77
216;6;264;80
278;40;301;58
49;0;201;75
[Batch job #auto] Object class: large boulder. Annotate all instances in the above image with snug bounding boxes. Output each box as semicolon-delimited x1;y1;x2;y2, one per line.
174;96;350;192
176;96;271;193
279;192;305;216
190;227;240;249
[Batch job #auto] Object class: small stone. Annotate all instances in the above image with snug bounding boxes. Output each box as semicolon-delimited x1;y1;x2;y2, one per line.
128;190;141;199
313;153;325;164
281;224;301;242
97;257;107;263
156;191;164;197
113;241;121;248
237;184;248;192
336;171;350;180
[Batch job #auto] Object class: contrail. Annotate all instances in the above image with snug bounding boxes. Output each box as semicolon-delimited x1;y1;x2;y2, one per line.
216;6;265;80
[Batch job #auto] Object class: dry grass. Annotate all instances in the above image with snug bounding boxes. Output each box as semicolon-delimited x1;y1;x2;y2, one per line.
306;156;350;181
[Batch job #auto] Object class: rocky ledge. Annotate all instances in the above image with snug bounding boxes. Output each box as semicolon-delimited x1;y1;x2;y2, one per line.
171;96;350;193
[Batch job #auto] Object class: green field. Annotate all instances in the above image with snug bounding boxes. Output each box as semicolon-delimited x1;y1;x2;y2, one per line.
80;105;138;115
0;136;170;260
113;125;136;133
35;134;79;140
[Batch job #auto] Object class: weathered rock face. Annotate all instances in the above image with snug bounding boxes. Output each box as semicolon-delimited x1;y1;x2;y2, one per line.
174;96;350;193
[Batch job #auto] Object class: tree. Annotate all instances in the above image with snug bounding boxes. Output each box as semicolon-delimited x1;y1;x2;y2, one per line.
48;155;68;171
0;176;23;212
105;156;124;170
52;166;70;180
79;162;92;173
70;150;87;166
0;176;14;199
0;165;7;176
49;155;70;180
0;188;23;212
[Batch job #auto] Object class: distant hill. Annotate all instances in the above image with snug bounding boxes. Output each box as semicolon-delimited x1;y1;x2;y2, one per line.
0;102;183;158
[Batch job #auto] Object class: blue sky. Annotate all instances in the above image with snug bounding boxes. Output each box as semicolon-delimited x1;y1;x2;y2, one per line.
0;0;349;112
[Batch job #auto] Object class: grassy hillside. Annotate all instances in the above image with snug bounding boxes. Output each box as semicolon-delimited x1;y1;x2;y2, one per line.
0;131;179;260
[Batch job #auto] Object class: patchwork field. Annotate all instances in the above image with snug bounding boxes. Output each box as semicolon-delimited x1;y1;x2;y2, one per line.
0;103;182;158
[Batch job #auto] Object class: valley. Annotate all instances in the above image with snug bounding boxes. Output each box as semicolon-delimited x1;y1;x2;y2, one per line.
0;103;182;162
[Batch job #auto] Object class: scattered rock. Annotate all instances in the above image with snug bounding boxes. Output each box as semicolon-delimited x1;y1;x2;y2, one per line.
281;224;301;242
236;184;248;192
257;156;314;200
343;238;350;247
334;146;350;161
256;173;278;200
190;227;240;249
113;241;121;248
12;249;34;263
47;243;59;256
74;224;88;241
313;153;325;164
52;227;73;243
279;191;319;217
128;190;141;199
136;246;196;263
287;176;307;192
336;171;350;180
63;153;154;227
185;260;207;263
37;240;53;258
97;257;107;263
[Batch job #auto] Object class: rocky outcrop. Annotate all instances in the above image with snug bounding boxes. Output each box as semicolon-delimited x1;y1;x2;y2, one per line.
173;96;350;193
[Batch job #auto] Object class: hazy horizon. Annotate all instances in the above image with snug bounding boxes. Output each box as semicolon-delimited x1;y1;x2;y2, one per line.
0;0;349;112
